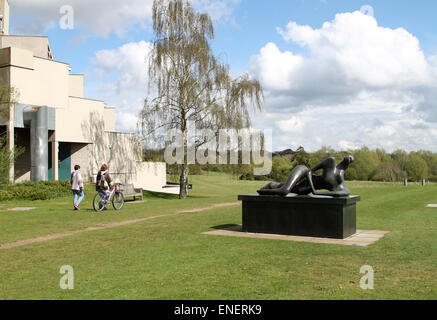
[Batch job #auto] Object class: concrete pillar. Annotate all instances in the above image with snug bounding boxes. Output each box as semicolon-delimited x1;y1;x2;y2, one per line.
32;106;48;181
26;106;48;182
52;139;58;180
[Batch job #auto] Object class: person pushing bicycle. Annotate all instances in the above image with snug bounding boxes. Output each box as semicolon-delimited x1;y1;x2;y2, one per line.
93;164;125;212
96;164;112;202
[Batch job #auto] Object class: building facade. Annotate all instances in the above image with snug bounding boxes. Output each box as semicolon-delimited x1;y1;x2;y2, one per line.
0;0;178;194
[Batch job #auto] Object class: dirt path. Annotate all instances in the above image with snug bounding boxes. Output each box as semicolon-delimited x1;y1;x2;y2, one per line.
0;202;240;250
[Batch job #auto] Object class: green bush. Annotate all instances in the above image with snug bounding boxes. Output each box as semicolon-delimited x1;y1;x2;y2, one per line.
268;156;293;182
0;189;13;201
0;135;25;186
0;180;71;202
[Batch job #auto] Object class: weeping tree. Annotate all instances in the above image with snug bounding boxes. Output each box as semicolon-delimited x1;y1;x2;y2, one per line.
0;85;18;119
138;0;263;199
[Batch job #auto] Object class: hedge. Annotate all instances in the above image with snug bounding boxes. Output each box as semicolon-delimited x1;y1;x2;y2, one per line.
0;180;71;201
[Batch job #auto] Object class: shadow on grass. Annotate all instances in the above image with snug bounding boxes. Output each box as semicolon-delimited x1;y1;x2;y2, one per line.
211;224;240;230
143;191;180;200
142;191;211;201
186;195;211;200
74;208;101;213
123;199;145;203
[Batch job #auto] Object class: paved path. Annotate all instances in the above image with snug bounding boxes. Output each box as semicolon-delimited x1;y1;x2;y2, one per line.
0;202;240;250
203;226;389;247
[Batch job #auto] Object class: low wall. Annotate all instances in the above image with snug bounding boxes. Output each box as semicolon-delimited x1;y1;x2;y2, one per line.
130;162;179;195
92;162;179;196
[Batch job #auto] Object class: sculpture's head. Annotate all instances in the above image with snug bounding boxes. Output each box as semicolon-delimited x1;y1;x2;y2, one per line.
339;155;354;169
344;155;354;165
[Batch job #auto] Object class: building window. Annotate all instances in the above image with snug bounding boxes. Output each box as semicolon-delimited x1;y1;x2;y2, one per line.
48;46;53;60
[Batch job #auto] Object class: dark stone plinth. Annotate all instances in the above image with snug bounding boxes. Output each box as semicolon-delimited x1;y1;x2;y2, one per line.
238;194;360;239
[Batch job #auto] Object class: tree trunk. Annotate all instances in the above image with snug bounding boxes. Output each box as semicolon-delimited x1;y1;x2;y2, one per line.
179;121;188;199
179;163;188;199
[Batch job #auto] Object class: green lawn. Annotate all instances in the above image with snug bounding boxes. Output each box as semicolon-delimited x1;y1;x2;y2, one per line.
0;173;436;299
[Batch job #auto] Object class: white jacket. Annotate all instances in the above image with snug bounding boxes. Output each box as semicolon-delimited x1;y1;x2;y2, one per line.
71;170;84;191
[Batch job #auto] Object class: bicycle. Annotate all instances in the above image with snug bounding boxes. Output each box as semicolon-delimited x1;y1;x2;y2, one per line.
93;183;125;212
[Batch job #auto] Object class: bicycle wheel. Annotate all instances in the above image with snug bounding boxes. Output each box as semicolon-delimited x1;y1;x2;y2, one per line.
93;193;106;212
112;192;125;210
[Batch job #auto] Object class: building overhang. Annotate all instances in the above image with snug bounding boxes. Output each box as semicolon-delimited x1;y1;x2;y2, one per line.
14;103;55;130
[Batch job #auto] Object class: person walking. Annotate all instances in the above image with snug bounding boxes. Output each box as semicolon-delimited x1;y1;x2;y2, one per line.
71;165;85;210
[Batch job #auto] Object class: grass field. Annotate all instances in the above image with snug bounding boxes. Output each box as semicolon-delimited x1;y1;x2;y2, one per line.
0;173;436;300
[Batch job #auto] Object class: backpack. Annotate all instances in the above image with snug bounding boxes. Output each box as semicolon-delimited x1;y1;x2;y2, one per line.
96;171;107;190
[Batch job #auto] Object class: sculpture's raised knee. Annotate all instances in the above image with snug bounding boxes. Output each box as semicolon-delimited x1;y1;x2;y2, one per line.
291;165;309;175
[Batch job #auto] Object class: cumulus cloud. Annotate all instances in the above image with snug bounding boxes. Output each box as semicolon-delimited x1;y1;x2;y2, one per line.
250;43;304;92
253;98;436;152
90;41;153;132
10;0;240;37
250;11;437;152
338;140;361;151
10;0;153;37
277;116;305;134
251;11;432;109
92;41;152;92
279;14;430;87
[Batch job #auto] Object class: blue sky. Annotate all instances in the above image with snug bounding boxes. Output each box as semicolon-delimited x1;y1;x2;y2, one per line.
9;0;437;152
13;1;437;76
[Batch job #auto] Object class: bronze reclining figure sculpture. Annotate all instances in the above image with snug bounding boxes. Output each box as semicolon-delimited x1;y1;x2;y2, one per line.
257;156;354;197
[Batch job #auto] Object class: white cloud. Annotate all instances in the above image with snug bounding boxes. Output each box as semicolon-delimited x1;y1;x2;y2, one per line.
10;0;153;37
277;116;304;134
249;42;303;91
251;11;432;109
90;41;153;132
92;41;152;91
338;140;361;151
278;12;430;88
10;0;240;37
252;94;437;152
250;11;437;152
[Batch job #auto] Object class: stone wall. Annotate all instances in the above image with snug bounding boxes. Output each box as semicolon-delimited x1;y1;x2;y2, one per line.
70;143;90;181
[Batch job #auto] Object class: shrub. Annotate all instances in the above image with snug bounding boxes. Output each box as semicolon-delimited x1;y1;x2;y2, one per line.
0;180;71;201
268;156;293;182
0;189;13;201
0;136;25;186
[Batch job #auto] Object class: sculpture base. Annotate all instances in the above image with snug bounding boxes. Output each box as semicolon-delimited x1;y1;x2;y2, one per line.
238;194;360;239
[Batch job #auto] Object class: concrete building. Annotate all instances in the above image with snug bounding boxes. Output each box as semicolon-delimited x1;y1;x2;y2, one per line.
0;0;178;194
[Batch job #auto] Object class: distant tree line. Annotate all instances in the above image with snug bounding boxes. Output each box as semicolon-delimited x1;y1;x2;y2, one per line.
264;147;433;183
143;146;436;183
245;147;435;183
